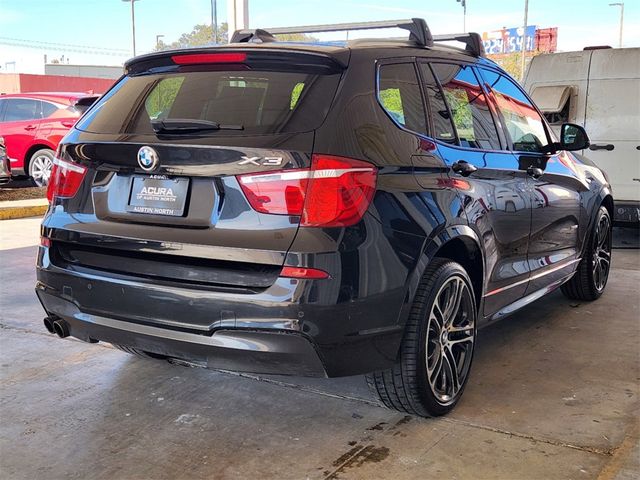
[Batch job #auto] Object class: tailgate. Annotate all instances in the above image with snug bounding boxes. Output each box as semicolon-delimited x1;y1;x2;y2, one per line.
45;51;344;290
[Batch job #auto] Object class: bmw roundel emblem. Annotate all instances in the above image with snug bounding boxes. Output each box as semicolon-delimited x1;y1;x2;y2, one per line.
137;146;159;171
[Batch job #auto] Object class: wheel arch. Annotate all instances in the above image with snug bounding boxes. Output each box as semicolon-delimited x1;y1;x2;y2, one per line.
404;225;485;318
579;187;614;257
432;235;484;310
24;143;56;172
601;193;614;221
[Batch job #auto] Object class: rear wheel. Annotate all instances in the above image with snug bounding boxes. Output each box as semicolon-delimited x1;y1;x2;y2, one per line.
111;343;167;360
561;206;612;301
28;148;55;187
366;258;477;417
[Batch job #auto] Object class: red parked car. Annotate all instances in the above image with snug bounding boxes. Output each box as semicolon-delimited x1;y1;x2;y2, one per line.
0;92;99;186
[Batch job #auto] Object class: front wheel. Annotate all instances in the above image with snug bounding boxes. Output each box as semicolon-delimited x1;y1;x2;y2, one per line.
28;148;55;187
561;205;612;301
367;258;477;417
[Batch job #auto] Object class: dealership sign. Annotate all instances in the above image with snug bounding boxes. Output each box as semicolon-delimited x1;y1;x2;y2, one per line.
482;26;537;54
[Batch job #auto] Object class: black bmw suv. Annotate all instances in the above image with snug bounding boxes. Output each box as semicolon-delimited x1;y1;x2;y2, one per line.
36;19;613;417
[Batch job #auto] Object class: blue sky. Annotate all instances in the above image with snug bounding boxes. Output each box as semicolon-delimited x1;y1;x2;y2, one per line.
1;0;638;71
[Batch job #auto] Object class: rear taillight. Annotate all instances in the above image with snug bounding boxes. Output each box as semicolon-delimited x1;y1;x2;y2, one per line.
46;157;87;203
237;154;377;228
237;169;307;216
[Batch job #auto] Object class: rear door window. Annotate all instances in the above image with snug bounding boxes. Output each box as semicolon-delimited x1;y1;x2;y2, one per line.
76;69;341;135
478;68;550;153
418;63;456;143
430;63;501;150
41;101;60;118
377;63;427;135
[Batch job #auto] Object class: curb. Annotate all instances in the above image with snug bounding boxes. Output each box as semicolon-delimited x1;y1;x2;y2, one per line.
0;202;48;220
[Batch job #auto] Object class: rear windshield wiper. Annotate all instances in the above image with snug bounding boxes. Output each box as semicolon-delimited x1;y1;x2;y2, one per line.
151;118;244;134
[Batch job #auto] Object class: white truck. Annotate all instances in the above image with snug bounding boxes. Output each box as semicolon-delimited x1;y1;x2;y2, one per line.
524;47;639;225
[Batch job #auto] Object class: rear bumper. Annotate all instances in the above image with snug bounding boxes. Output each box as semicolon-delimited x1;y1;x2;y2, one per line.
613;201;639;225
36;286;327;376
36;245;406;377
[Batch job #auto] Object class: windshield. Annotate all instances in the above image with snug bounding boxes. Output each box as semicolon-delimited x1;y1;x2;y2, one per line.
75;68;341;136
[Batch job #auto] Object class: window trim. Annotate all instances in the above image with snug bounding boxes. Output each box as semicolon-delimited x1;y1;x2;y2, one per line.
470;65;509;150
375;58;429;138
416;61;460;146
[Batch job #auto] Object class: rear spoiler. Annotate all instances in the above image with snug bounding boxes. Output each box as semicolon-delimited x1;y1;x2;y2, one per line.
125;48;347;74
231;18;485;57
74;96;100;108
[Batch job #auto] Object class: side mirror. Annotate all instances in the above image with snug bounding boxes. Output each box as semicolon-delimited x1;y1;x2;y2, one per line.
560;123;590;151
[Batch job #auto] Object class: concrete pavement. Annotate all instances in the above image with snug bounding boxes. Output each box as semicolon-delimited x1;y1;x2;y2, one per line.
1;217;638;479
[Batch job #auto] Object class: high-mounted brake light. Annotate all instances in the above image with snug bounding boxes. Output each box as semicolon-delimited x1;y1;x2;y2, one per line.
171;53;247;65
46;157;87;203
237;154;377;228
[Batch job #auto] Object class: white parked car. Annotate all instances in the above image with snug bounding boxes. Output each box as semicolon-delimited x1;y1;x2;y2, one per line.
524;47;640;225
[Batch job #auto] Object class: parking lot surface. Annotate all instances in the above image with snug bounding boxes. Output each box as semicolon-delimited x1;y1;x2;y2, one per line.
1;217;638;480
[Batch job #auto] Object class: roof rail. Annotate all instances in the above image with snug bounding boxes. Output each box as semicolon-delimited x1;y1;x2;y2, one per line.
432;32;485;57
231;18;434;47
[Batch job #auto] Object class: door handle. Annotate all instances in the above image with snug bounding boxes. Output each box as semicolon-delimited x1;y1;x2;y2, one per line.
451;160;478;177
24;125;37;131
527;167;544;179
588;144;614;151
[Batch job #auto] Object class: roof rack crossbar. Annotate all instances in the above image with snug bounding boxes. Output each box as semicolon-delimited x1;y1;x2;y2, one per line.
231;18;434;47
432;32;485;57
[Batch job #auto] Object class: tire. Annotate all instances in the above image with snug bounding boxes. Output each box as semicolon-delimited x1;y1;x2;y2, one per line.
111;343;167;360
28;148;55;187
366;258;477;417
561;205;612;301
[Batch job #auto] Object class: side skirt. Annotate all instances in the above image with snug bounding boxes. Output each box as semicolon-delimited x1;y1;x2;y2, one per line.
480;272;575;327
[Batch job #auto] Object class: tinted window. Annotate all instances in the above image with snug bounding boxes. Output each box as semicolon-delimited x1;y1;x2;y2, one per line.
3;99;41;122
76;70;340;135
378;63;427;134
419;63;456;143
479;69;549;152
430;63;501;150
42;102;59;118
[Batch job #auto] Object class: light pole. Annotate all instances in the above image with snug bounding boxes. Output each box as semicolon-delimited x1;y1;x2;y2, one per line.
211;0;218;43
156;34;165;49
456;0;467;33
609;2;624;47
122;0;139;57
520;0;529;81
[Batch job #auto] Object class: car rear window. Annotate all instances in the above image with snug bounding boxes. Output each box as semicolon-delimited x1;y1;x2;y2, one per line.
76;69;341;136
